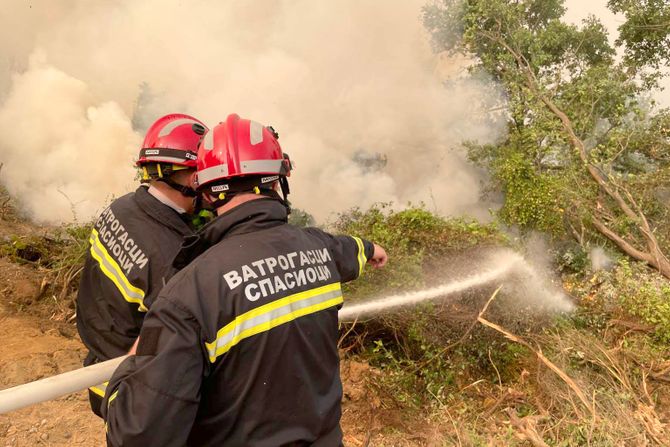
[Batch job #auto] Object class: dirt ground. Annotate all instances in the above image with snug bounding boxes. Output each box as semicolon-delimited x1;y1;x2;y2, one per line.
0;312;103;446
0;257;429;446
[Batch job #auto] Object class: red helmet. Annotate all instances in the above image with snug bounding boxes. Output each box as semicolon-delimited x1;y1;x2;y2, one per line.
197;114;291;191
137;113;207;168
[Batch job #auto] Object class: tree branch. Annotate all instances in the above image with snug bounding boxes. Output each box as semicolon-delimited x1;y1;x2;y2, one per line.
592;216;651;263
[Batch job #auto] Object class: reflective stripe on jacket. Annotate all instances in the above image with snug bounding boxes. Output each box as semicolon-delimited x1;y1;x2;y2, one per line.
76;186;194;363
103;198;373;447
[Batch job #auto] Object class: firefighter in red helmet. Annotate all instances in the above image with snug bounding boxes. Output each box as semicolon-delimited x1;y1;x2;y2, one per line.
76;114;208;417
102;114;388;446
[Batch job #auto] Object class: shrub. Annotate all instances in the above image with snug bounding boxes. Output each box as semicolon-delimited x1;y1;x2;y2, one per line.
332;204;504;300
615;260;670;343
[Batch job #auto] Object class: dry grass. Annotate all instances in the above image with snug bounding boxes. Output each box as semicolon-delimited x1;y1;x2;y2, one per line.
340;285;670;446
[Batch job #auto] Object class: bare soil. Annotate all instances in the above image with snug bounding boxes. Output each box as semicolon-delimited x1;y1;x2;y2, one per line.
0;313;103;447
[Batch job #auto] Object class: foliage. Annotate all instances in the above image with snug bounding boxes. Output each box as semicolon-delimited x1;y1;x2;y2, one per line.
568;267;668;342
614;261;670;343
288;207;315;228
352;256;670;444
332;203;504;299
0;223;91;317
565;258;670;343
609;0;670;74
489;148;566;234
48;224;92;273
423;0;670;277
0;225;91;269
331;204;669;444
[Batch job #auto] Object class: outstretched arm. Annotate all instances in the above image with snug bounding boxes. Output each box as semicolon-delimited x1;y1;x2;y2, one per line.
304;228;387;282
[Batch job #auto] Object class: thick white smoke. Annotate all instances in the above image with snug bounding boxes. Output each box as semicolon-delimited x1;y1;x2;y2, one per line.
0;0;505;224
0;52;138;222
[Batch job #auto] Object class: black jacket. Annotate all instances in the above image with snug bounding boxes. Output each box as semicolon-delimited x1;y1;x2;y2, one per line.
76;186;194;363
102;199;374;447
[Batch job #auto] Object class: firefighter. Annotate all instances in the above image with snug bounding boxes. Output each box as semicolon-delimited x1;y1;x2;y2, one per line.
76;113;208;417
102;114;388;446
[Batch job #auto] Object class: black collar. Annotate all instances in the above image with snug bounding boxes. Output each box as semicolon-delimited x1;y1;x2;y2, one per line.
172;198;288;270
133;186;194;237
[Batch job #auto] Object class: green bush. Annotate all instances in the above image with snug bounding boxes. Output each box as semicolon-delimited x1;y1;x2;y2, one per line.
494;151;566;236
332;204;504;300
615;260;670;343
568;259;670;343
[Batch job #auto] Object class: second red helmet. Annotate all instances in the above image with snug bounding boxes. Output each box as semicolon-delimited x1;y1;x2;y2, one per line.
137;113;208;168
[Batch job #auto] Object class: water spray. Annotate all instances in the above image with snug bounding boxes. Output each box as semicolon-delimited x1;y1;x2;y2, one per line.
340;260;514;320
341;250;573;320
0;250;571;414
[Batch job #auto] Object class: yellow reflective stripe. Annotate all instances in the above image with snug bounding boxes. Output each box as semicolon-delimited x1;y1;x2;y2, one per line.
104;389;119;433
107;390;119;409
206;282;343;362
352;237;366;277
89;229;147;312
206;282;341;347
89;381;109;398
210;296;343;362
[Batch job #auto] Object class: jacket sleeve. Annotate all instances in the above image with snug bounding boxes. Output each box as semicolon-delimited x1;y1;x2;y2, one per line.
303;228;375;283
102;297;206;447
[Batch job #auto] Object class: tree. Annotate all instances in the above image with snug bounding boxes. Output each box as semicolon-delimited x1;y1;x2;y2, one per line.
424;0;670;278
288;208;316;227
609;0;670;74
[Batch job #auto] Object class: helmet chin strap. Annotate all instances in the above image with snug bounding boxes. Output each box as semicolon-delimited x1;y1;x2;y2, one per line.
158;177;198;198
209;187;291;214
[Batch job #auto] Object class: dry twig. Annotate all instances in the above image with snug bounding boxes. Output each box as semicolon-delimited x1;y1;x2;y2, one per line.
478;316;597;419
506;408;550;447
338;316;360;349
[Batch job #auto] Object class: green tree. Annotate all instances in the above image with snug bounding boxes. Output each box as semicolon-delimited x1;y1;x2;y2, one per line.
424;0;670;278
288;208;316;227
609;0;670;73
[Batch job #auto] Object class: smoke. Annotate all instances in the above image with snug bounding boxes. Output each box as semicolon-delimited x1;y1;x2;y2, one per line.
0;52;138;222
589;246;614;271
340;248;574;320
0;0;505;224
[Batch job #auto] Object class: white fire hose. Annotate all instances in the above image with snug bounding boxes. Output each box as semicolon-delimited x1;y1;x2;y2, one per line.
0;356;127;414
